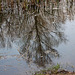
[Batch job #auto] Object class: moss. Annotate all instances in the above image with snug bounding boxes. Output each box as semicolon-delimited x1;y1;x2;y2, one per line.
37;74;44;75
34;64;60;75
52;64;60;70
35;73;44;75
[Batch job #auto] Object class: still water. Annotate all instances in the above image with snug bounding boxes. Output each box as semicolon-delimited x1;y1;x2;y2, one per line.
0;0;75;75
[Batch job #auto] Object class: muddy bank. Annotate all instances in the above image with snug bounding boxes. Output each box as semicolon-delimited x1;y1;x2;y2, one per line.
34;64;75;75
34;70;75;75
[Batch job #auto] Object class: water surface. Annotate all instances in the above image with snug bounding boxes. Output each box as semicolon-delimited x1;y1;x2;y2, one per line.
0;0;75;75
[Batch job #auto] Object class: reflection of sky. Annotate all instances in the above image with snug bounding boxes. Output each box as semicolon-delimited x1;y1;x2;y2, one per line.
0;41;39;75
53;18;75;70
0;42;19;56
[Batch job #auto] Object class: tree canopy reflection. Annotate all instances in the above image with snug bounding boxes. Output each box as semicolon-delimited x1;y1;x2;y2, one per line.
0;0;75;67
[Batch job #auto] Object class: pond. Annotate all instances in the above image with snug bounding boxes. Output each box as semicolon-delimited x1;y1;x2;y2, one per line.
0;0;75;75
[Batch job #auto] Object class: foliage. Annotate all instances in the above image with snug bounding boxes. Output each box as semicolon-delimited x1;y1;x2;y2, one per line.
52;64;60;71
34;64;60;75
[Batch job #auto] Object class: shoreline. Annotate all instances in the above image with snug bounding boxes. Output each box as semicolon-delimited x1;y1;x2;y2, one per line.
34;64;75;75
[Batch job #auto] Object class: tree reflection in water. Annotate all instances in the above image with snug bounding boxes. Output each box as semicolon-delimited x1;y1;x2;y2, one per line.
19;11;66;67
0;0;75;67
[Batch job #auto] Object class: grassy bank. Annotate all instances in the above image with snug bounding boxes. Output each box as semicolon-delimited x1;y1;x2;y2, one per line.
34;64;75;75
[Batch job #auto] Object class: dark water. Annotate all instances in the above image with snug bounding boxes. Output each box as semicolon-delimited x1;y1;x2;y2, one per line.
0;0;75;75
